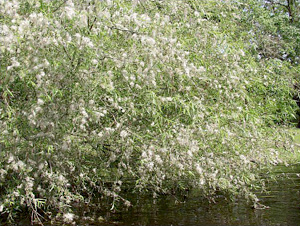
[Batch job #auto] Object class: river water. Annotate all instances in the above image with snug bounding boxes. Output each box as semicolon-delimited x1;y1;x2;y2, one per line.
15;164;300;225
71;164;300;226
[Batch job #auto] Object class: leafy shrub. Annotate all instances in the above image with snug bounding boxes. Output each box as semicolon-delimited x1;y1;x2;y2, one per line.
0;0;298;223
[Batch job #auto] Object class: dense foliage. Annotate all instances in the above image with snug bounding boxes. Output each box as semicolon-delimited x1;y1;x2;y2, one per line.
0;0;299;224
241;0;300;63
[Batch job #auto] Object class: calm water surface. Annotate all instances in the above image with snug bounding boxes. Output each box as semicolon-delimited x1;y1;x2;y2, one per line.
17;165;300;225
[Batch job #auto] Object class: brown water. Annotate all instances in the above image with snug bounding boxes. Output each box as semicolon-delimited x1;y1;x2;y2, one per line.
14;164;300;226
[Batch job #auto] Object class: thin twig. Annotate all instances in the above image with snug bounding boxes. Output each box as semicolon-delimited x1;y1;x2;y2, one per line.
88;17;97;32
53;0;68;13
63;45;72;61
107;25;145;35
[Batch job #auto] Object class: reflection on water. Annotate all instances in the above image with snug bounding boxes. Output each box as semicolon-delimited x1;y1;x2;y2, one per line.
77;165;300;226
17;165;300;226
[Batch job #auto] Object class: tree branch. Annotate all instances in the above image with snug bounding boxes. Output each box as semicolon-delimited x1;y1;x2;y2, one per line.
53;0;68;13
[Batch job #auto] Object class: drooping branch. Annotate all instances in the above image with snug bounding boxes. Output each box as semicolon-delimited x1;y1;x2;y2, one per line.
53;0;68;13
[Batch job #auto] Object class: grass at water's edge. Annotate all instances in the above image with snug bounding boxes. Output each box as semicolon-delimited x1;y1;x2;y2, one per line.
287;128;300;164
291;128;300;144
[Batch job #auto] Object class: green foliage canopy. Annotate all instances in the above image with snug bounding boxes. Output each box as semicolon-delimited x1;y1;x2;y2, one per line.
0;0;298;224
